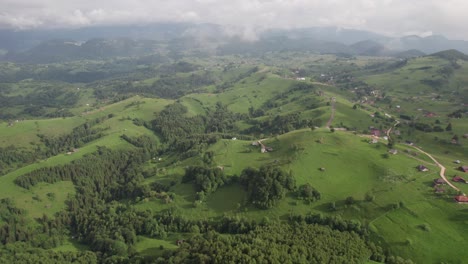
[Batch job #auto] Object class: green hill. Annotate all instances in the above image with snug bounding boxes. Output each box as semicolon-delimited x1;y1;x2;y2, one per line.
431;49;468;61
0;53;467;263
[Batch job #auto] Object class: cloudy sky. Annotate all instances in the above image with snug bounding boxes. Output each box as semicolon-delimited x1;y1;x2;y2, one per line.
1;0;467;40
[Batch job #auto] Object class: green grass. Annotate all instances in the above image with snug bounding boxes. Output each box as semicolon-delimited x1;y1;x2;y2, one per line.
53;238;89;252
134;128;468;263
135;236;179;257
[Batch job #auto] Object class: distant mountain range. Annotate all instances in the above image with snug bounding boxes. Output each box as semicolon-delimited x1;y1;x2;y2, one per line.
1;23;468;63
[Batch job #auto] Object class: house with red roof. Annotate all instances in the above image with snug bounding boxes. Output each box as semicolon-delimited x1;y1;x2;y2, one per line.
370;128;381;137
454;196;468;203
453;176;467;183
459;166;468;173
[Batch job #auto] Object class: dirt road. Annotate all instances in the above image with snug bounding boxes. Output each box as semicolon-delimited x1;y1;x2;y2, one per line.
409;145;460;192
326;98;336;128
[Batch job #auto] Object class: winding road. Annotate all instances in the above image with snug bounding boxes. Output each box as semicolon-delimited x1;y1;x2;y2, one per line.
409;145;460;192
387;121;460;192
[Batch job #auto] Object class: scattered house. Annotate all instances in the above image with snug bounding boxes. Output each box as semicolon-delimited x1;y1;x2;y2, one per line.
388;149;398;155
463;134;468;139
320;167;326;171
454;160;461;164
433;178;446;185
405;140;414;146
232;137;237;140
176;239;185;246
417;165;429;172
393;130;401;136
369;138;378;144
434;187;445;193
265;147;273;152
454;195;468;203
370;128;381;137
296;77;306;81
261;147;267;153
452;175;467;183
252;141;259;146
424;112;436;117
382;136;388;141
459;166;468;173
217;166;224;171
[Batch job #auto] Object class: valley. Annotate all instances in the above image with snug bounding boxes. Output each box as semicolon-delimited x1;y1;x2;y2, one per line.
0;48;467;263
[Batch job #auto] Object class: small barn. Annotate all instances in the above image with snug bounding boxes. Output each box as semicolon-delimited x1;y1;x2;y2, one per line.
433;178;446;185
388;149;398;155
459;166;468;173
417;165;429;172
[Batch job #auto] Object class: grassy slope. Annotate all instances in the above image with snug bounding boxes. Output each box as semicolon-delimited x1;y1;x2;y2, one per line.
0;96;172;219
137;127;468;263
1;60;466;262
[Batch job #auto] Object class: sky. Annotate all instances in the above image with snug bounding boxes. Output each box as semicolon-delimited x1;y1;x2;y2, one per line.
1;0;467;40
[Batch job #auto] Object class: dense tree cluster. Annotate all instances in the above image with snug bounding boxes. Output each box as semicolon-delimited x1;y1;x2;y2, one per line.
151;102;247;156
247;112;315;135
38;115;111;156
160;223;372;264
183;166;229;195
0;243;98;264
297;183;321;202
120;134;157;154
240;166;296;209
0;145;37;175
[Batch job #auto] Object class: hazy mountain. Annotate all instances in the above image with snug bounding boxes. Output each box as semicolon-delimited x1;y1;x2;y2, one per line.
349;40;389;56
4;38;160;63
386;35;468;54
0;23;194;52
1;23;468;63
392;49;426;58
261;27;390;45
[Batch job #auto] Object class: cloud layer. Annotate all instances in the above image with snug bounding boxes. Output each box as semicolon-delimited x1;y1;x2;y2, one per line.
1;0;467;40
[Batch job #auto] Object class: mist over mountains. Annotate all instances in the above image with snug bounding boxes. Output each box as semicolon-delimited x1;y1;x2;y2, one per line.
1;23;468;63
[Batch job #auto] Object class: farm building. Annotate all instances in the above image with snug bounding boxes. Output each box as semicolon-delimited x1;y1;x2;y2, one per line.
370;128;381;137
454;196;468;203
459;166;468;173
388;149;398;155
453;176;467;183
417;165;429;172
434;178;446;185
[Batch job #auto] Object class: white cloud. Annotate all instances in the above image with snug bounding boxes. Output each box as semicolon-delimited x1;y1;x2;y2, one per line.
0;0;467;40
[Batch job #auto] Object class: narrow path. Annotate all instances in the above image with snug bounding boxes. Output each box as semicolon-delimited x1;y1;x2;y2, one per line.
409;145;460;192
386;120;399;138
326;97;336;128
